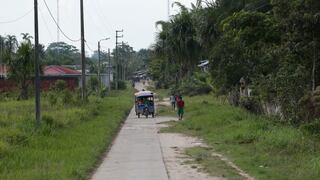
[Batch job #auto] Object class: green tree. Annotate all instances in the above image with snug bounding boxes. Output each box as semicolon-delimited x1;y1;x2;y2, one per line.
44;42;80;65
7;39;34;100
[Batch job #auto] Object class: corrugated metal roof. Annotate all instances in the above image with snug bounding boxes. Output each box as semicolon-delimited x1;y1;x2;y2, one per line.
44;65;81;76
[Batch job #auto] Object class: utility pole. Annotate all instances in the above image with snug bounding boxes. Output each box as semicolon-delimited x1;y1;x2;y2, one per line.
108;48;111;92
98;38;110;92
80;0;86;101
115;30;123;90
34;0;41;128
56;0;60;67
119;41;126;81
98;41;101;91
121;41;126;81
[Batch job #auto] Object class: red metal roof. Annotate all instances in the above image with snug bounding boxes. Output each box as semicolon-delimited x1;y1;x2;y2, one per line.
44;66;80;76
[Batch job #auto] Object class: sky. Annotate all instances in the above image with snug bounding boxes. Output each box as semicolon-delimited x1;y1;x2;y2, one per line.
0;0;196;55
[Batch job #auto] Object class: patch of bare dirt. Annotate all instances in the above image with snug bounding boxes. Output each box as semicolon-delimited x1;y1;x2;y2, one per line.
155;117;254;180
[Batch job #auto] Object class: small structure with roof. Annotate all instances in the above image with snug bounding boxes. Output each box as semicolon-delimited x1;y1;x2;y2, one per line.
198;60;209;72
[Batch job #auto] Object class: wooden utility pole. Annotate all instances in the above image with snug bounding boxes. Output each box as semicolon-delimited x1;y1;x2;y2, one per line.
115;30;123;90
98;41;101;91
98;38;110;92
80;0;86;101
108;48;111;92
34;0;41;128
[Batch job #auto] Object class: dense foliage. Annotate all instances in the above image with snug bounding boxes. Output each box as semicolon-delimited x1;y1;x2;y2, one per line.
149;0;320;124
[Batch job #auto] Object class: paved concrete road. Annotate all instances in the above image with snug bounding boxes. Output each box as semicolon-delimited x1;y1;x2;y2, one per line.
91;107;169;180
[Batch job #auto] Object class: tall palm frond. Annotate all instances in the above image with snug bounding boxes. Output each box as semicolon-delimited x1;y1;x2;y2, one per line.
172;2;188;12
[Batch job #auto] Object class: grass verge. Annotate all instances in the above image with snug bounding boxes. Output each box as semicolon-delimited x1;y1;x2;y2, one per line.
185;147;244;179
161;93;320;179
0;88;133;179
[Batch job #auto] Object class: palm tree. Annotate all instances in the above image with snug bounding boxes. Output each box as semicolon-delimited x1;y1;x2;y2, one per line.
5;35;18;53
0;35;6;64
7;41;34;100
21;33;33;45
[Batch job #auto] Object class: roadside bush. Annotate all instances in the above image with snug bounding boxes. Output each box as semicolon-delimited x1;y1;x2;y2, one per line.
42;111;75;129
47;92;58;106
174;73;212;96
228;88;240;106
301;119;320;136
111;80;127;90
61;89;74;105
88;76;99;93
42;115;55;127
239;96;262;114
100;87;108;98
46;88;77;106
0;141;9;157
52;80;67;92
0;128;28;145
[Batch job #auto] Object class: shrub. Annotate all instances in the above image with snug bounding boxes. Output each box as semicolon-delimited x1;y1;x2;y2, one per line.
174;73;212;96
0;141;9;157
228;88;240;106
52;80;67;92
100;87;108;98
239;96;262;114
42;115;55;127
111;80;127;90
61;89;74;105
47;92;58;106
88;76;99;92
0;128;28;145
301;119;320;136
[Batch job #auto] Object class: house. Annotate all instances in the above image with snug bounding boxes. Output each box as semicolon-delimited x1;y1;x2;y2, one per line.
198;60;210;72
0;65;114;92
42;65;81;90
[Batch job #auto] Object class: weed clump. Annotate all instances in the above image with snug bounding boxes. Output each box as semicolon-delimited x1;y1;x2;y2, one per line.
0;128;28;145
0;141;9;157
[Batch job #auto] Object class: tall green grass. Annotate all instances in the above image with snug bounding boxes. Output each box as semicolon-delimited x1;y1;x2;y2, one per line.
163;94;320;179
0;88;133;179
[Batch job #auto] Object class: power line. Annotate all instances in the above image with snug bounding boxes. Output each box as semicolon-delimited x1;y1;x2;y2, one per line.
43;0;80;42
85;41;95;52
0;8;33;24
85;8;108;38
92;0;113;34
39;8;54;41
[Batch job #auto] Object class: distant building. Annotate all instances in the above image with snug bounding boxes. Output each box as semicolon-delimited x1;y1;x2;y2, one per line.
198;60;209;72
43;65;114;90
0;65;113;92
42;65;81;90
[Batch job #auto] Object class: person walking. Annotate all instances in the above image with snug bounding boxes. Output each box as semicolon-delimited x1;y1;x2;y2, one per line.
176;96;185;120
170;94;176;110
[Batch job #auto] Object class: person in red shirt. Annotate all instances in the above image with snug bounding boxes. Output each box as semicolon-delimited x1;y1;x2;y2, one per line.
176;96;185;120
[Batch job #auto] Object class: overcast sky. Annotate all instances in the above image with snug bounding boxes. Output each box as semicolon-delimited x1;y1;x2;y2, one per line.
0;0;195;54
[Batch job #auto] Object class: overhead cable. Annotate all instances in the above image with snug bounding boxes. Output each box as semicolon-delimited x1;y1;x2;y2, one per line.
43;0;80;42
0;8;33;24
